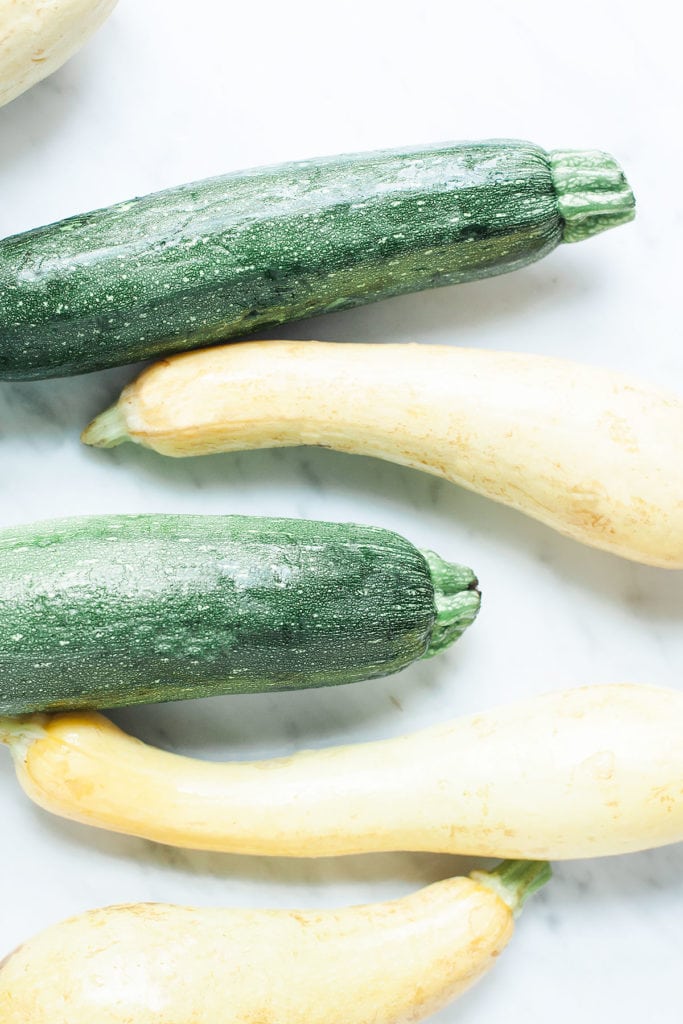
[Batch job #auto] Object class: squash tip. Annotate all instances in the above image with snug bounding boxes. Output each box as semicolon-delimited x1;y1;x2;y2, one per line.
81;405;128;448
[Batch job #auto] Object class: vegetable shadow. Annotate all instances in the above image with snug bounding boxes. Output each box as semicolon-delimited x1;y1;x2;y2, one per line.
16;792;482;892
245;256;598;346
0;737;467;890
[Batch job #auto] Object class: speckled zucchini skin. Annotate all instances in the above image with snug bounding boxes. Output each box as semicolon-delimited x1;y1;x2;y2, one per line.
0;515;479;714
0;140;633;380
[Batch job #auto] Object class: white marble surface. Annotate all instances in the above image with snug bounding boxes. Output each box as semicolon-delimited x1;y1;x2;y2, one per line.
1;1;682;1019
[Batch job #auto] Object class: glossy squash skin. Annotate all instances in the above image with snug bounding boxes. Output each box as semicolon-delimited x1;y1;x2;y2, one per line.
0;141;634;379
0;514;480;713
0;861;549;1024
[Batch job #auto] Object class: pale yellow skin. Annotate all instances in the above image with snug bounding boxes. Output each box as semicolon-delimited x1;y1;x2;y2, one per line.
0;0;116;107
0;876;515;1023
83;341;683;568
3;684;683;859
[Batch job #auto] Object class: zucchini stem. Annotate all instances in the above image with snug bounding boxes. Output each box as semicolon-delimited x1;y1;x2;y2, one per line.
421;551;481;656
550;149;635;243
472;859;552;916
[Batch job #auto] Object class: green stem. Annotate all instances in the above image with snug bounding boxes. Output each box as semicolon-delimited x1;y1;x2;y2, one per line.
550;149;635;243
421;550;481;656
472;859;552;916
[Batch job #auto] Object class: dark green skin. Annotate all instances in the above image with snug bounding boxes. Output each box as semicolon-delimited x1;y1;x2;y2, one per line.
0;515;479;714
0;140;563;380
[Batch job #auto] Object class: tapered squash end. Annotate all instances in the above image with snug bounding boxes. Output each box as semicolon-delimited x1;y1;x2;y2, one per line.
550;149;635;242
0;714;47;755
81;405;129;448
421;551;481;656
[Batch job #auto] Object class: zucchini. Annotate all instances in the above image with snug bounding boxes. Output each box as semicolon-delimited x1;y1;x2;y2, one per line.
0;140;634;380
0;514;480;714
0;861;550;1024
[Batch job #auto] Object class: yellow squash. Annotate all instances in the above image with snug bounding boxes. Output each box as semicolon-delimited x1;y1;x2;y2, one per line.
3;684;683;859
0;860;549;1024
83;341;683;568
0;0;116;107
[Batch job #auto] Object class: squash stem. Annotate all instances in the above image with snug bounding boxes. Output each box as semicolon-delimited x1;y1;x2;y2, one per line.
550;149;635;243
82;405;129;448
421;551;481;656
0;714;47;754
472;859;552;916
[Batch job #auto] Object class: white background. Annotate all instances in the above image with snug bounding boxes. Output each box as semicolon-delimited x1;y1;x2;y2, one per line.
1;1;682;1019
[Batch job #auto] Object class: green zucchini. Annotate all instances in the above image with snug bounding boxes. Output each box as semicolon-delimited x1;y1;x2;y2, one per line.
0;514;480;714
0;140;634;380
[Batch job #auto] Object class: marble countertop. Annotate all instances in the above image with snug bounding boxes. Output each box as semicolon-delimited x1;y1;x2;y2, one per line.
1;1;682;1019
